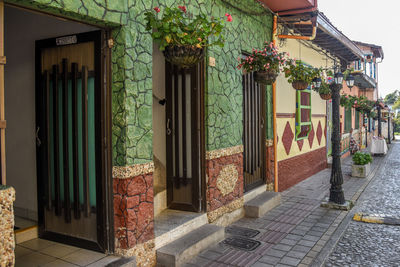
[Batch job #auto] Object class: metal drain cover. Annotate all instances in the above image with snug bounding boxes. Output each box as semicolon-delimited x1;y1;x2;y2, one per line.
222;236;261;251
226;226;260;238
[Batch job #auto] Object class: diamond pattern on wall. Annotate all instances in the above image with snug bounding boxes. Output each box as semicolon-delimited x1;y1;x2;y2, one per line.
308;123;315;149
316;121;323;145
297;139;304;151
282;121;294;155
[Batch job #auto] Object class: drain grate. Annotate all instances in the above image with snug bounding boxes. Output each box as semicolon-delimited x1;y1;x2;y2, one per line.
222;236;261;251
226;226;260;238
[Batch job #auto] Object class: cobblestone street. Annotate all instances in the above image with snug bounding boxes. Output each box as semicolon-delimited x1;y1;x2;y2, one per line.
326;141;400;266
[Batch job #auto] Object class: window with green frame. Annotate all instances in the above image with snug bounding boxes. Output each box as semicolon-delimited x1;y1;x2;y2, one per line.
355;110;360;129
295;87;312;140
344;107;352;132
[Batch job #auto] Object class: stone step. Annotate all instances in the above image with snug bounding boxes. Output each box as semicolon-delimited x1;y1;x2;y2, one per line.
244;191;281;218
156;224;225;267
15;225;38;244
154;210;208;249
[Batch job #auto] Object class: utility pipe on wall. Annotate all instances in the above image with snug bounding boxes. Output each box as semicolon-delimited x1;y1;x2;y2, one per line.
273;16;278;192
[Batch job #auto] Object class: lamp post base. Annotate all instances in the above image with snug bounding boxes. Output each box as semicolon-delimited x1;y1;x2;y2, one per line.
321;198;353;211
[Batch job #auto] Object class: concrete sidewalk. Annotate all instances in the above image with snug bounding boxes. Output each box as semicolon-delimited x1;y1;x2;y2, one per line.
184;147;389;267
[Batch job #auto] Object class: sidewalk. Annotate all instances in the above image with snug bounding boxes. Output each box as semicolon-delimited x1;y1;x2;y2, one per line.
184;147;389;267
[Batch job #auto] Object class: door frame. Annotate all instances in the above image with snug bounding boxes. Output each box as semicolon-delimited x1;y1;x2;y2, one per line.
165;61;206;212
35;30;113;253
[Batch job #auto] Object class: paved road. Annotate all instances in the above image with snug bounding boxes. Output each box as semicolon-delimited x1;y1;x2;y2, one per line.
326;141;400;266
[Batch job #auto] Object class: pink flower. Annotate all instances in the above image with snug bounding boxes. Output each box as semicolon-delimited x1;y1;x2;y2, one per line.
178;5;187;13
153;6;160;13
225;13;233;22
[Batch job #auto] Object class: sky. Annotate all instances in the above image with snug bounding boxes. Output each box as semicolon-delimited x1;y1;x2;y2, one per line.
318;0;399;98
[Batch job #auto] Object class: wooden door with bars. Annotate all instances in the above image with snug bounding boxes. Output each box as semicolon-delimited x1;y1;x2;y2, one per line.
243;72;266;191
165;62;203;212
36;31;107;251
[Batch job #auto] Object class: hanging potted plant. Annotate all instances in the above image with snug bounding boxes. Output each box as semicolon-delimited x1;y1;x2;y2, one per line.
283;60;321;90
237;42;288;85
145;6;231;68
318;82;332;100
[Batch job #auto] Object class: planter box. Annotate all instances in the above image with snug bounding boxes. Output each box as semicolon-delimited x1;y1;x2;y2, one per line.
352;163;371;178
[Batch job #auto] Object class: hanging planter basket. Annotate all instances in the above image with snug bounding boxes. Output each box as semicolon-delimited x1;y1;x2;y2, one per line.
292;80;309;90
163;45;205;68
319;93;331;100
254;70;278;85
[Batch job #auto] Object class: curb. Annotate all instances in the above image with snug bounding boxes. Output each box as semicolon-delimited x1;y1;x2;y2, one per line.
353;213;400;226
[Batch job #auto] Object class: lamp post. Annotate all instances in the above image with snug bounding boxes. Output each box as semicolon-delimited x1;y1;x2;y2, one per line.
328;72;345;204
328;72;354;205
388;112;391;144
377;103;382;136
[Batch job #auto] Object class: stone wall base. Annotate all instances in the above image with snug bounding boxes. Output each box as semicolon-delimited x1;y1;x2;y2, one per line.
0;186;16;267
115;239;156;267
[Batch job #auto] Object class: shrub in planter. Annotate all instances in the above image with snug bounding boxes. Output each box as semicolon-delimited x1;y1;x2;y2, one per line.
352;151;373;178
283;61;320;90
237;42;288;85
145;6;231;68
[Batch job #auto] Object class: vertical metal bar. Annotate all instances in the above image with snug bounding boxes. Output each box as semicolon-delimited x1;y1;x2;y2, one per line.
44;71;52;210
255;82;259;168
71;63;80;219
165;62;173;206
191;64;198;208
52;64;61;216
250;73;255;174
174;66;180;188
242;74;247;175
82;66;90;217
0;1;5;185
62;59;71;223
182;69;187;184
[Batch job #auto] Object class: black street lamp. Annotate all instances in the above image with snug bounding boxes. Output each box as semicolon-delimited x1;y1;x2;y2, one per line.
312;77;322;89
329;71;346;205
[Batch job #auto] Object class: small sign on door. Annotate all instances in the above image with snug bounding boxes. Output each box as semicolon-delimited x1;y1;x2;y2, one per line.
56;35;77;46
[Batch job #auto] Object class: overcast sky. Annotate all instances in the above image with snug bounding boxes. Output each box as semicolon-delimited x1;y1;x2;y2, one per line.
318;0;398;98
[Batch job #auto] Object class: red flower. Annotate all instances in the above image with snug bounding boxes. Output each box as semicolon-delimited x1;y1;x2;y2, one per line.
225;13;233;22
178;5;187;13
153;6;160;13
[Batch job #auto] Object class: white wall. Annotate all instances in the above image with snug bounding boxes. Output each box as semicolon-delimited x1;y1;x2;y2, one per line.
4;6;97;220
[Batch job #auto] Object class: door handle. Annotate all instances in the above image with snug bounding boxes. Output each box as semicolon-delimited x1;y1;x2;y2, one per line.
166;118;172;135
36;127;41;146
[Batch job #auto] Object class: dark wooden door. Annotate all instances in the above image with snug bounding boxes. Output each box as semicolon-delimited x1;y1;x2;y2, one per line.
243;72;266;191
165;62;203;212
35;31;110;252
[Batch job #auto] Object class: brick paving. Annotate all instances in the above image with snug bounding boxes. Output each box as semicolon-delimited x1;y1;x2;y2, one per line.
183;146;388;267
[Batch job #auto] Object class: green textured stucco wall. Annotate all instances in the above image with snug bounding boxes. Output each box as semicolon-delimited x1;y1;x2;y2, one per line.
6;0;273;166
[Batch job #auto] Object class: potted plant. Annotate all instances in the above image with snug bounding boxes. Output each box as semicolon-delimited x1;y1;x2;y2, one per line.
351;151;373;178
318;82;332;100
237;42;288;85
283;60;320;90
145;6;231;68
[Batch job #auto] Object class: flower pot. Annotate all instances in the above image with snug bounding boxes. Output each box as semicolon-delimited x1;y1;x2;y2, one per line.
319;93;331;100
163;45;205;68
291;80;309;90
254;70;278;85
351;162;370;178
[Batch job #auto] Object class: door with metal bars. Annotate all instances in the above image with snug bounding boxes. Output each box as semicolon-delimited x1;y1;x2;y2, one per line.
36;31;107;250
165;62;203;212
243;72;266;191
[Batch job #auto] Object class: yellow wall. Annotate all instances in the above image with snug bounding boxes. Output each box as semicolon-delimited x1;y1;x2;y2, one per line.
276;37;337;161
276;117;326;161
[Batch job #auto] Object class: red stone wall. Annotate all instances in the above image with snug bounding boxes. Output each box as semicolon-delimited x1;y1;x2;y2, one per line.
278;147;327;192
206;153;243;212
113;173;154;250
266;145;274;184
